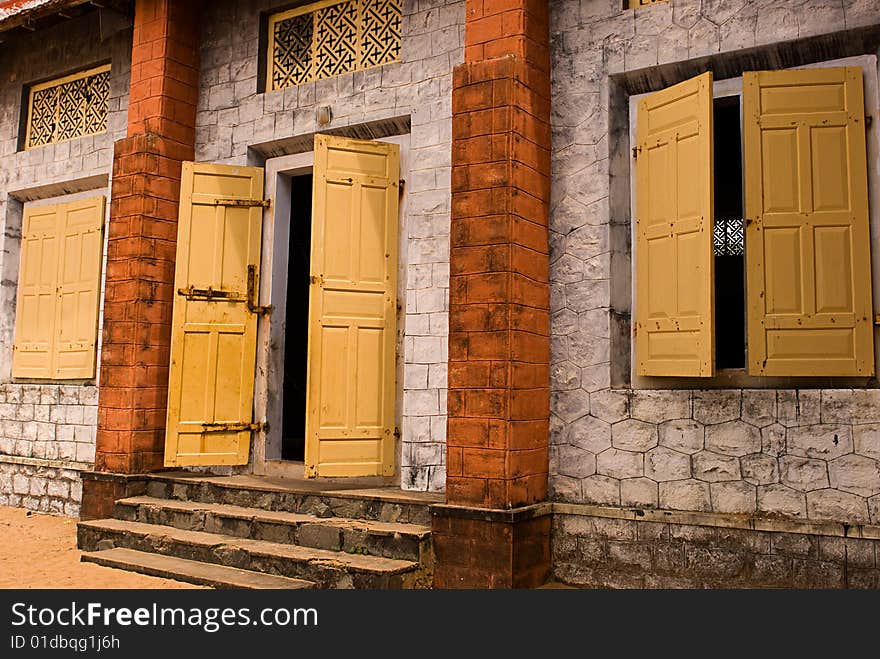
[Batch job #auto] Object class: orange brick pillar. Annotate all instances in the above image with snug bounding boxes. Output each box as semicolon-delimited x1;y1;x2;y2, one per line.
433;0;552;588
81;0;202;519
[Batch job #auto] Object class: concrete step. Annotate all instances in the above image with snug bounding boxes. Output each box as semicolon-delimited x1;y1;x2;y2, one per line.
81;548;316;590
143;474;436;526
115;496;431;562
78;519;424;589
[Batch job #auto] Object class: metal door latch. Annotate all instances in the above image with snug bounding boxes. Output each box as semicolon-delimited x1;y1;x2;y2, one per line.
213;198;271;208
177;286;246;302
200;422;269;433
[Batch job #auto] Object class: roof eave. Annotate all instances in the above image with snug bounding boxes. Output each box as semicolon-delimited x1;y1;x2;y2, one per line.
0;0;95;35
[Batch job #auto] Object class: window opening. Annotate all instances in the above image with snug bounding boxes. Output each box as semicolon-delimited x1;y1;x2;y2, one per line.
713;95;746;370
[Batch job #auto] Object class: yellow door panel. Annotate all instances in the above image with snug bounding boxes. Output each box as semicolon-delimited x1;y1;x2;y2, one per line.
12;205;62;379
164;162;265;467
635;71;715;377
306;134;399;478
13;197;104;380
55;196;104;379
745;66;873;376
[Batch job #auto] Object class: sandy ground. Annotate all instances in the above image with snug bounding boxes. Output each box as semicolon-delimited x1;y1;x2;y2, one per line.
0;506;202;589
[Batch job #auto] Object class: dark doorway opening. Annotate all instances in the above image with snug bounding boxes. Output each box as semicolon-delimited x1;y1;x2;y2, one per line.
712;95;746;370
282;173;313;461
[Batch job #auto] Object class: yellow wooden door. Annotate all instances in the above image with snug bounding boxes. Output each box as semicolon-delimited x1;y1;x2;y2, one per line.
13;204;63;379
744;67;874;376
635;71;715;377
305;135;400;477
55;196;105;379
164;162;267;467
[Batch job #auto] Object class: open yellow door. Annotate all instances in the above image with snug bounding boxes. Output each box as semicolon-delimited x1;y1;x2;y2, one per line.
744;67;874;376
635;71;715;376
305;135;400;477
164;162;267;467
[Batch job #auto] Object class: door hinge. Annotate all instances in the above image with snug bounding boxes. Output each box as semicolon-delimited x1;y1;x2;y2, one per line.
200;421;268;433
393;427;401;439
632;146;641;159
247;264;273;315
213;198;271;208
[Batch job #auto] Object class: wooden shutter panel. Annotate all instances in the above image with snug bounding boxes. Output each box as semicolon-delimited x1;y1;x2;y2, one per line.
744;67;874;376
635;71;715;377
12;204;62;379
305;135;400;477
164;162;265;467
54;196;105;379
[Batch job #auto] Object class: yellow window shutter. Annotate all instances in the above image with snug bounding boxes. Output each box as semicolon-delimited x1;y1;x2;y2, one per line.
54;196;105;379
635;71;715;377
744;67;874;376
164;162;265;467
12;204;62;379
305;135;400;477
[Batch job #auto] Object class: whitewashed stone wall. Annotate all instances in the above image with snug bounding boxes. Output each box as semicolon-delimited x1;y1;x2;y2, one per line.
549;0;880;524
0;12;131;516
195;0;464;492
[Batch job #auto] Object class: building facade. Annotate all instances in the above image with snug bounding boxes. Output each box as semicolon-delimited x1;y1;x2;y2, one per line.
1;0;879;588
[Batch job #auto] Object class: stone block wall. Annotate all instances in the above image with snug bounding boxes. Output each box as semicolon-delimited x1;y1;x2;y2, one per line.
548;0;880;527
195;0;465;492
0;11;132;516
554;508;880;589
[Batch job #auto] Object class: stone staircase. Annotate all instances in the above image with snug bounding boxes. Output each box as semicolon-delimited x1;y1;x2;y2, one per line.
77;473;438;589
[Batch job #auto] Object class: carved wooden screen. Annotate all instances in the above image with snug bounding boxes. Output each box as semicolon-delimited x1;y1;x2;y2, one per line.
268;0;402;91
25;65;111;149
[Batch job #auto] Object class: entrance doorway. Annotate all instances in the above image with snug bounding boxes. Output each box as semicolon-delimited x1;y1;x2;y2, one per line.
281;174;313;461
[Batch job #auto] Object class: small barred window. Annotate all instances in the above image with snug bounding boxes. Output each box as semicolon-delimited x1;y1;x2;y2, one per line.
25;65;111;150
268;0;401;92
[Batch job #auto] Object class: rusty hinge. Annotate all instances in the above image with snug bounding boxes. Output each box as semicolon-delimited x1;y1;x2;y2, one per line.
309;274;323;286
393;427;401;439
632;146;641;159
247;264;273;315
200;421;269;433
213;198;271;208
177;285;247;302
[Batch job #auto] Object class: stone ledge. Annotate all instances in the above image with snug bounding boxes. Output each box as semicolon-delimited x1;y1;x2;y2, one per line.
552;502;880;540
432;501;552;523
79;470;149;484
0;454;92;472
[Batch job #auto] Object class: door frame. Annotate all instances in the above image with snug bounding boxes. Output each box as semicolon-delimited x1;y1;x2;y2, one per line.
252;133;411;476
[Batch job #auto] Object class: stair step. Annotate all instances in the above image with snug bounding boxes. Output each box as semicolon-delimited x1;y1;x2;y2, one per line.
144;474;437;526
116;496;430;561
78;519;422;589
81;548;316;590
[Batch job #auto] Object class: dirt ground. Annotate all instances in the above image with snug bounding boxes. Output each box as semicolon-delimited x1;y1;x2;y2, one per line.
0;506;202;589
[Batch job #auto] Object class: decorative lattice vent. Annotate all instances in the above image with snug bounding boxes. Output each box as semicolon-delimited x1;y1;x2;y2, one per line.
268;0;401;92
713;218;745;257
25;65;110;150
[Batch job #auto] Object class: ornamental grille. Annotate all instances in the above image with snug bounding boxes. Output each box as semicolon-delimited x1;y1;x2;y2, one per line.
26;65;110;149
713;217;745;257
268;0;401;91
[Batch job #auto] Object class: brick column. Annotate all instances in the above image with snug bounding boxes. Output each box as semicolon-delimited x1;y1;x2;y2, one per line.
81;0;201;519
433;0;552;588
